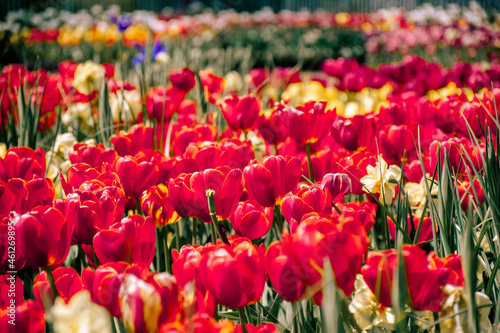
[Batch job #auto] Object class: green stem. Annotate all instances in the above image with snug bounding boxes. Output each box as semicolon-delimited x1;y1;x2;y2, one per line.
77;243;88;271
92;245;100;268
206;189;228;244
155;229;162;272
162;226;171;274
305;142;314;183
210;223;217;243
175;221;181;251
135;197;143;216
192;218;198;245
239;307;248;333
44;267;58;300
274;205;284;231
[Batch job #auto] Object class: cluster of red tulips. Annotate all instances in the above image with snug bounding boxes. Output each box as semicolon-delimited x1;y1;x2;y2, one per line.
0;51;499;332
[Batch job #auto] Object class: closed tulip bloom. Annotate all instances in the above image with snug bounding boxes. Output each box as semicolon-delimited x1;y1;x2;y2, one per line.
110;124;154;157
22;177;55;213
360;250;398;307
404;245;464;312
244;155;302;207
266;214;368;304
169;166;243;223
169;67;196;92
146;86;185;123
119;274;163;333
68;143;117;168
171;244;215;294
0;214;26;273
281;185;332;227
66;182;126;245
339;201;377;233
320;173;352;201
331;113;377;151
0;300;45;333
113;156;160;198
278;101;335;144
230;200;273;240
93;215;156;266
220;93;261;131
387;215;434;246
172;124;218;157
17;206;73;270
82;262;131;317
33;267;83;306
0;147;46;182
199;238;266;308
265;241;307;303
257;103;288;145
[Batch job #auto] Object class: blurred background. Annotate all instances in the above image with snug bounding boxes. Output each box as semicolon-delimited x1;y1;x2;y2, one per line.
2;0;500;18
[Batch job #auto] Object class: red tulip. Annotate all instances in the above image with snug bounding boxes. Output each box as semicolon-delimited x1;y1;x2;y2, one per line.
404;245;464;312
0;180;27;215
140;184;180;228
146;85;186;123
199;71;224;104
169;166;243;223
429;138;465;175
17;206;73;270
281;185;332;227
236;323;278;333
0;147;45;182
113;156;160;198
457;179;484;211
320;173;352;202
387;215;434;246
169;68;196;92
93;215;156;266
146;273;180;326
0;300;45;333
265;241;306;303
0;214;26;273
68;143;117;168
266;214;368;304
278;101;335;144
338;151;377;195
33;267;83;306
0;275;23;308
257;102;288;145
361;249;398;307
244;155;302;207
22;177;55;213
171;244;215;294
110;124;154;157
172;123;218;157
331;113;377;151
66;181;126;245
199;238;266;308
230;200;273;240
338;201;377;233
220;94;261;131
82;262;129;316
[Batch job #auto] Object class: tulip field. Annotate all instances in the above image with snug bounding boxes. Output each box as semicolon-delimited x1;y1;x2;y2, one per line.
1;2;500;333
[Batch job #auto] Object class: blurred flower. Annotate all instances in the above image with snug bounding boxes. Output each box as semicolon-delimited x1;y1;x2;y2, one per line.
361;156;401;205
72;61;105;95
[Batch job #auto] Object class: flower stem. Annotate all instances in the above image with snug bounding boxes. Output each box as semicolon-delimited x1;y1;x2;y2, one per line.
162;226;171;274
206;189;229;244
192;218;198;245
43;267;58;300
92;245;100;268
305;142;314;183
274;205;284;232
135;197;143;216
239;307;248;333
